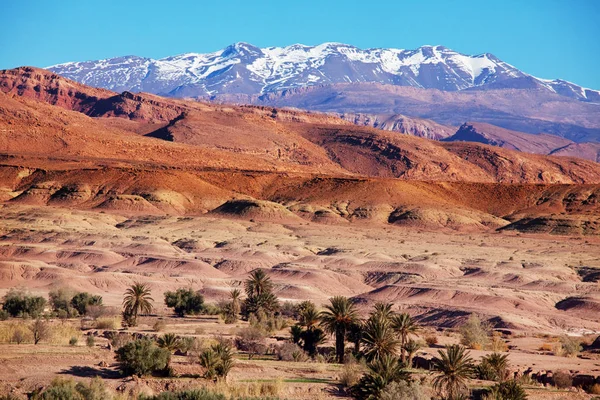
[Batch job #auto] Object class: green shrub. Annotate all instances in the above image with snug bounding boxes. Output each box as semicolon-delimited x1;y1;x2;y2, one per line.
157;333;180;353
164;288;205;317
177;336;198;355
86;335;95;347
115;338;170;377
69;336;78;346
484;380;527;400
70;292;103;316
2;289;46;318
198;341;235;380
49;289;78;318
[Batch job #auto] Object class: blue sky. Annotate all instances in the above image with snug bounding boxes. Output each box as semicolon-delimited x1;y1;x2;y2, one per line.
1;0;599;89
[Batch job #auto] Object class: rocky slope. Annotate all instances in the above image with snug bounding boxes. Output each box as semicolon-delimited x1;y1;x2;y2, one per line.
1;67;600;234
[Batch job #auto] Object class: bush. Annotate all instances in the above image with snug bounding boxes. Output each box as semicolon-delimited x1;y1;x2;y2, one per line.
339;360;362;388
10;324;30;344
109;332;131;348
425;334;438;347
198;341;235;380
557;335;582;358
484;380;527;400
95;317;119;330
177;336;199;355
234;327;267;359
70;292;102;316
69;336;78;346
157;333;180;353
153;320;167;332
164;288;205;317
588;383;600;395
2;289;46;318
379;381;429;400
86;335;95;347
49;288;78;318
74;376;112;400
553;370;573;389
275;342;306;362
115;338;171;377
30;377;112;400
0;309;9;320
460;314;491;349
139;389;226;400
203;303;222;316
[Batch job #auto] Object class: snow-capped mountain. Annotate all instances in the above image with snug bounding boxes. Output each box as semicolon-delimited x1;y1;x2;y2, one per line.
47;42;600;102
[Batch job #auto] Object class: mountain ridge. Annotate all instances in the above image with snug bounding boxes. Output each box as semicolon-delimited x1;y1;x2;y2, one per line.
47;42;600;102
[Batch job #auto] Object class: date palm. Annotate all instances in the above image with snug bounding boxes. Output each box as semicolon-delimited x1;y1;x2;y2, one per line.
362;315;399;361
320;296;358;363
299;303;321;330
157;333;180;353
432;344;476;400
229;288;242;316
372;302;395;322
122;282;154;326
392;312;419;363
403;338;422;367
245;269;272;298
352;354;410;400
481;352;510;382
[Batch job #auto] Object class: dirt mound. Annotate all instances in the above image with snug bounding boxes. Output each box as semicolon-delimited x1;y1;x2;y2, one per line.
388;206;508;231
211;199;301;222
500;215;600;236
556;296;600;314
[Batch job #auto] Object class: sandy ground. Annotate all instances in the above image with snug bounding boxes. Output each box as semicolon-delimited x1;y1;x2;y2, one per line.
0;204;599;398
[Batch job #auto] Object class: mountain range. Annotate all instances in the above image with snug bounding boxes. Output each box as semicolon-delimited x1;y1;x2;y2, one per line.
48;42;600;101
46;43;600;144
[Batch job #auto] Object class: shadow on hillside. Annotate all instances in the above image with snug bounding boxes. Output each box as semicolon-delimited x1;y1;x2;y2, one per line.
59;365;121;379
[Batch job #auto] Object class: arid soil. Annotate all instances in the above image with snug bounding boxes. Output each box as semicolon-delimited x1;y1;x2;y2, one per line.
0;67;599;398
0;206;599;398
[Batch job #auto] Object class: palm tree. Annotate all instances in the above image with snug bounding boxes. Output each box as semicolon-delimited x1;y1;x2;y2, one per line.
392;312;419;363
487;380;527;400
351;354;410;400
403;339;422;367
347;321;364;355
361;315;399;362
230;288;242;316
199;349;219;381
157;333;180;353
432;344;476;400
372;302;395;322
480;352;510;382
245;269;273;298
320;296;358;363
299;304;321;330
243;269;279;318
122;282;154;326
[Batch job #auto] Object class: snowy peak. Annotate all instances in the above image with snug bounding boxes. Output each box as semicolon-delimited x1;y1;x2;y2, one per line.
47;42;599;101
